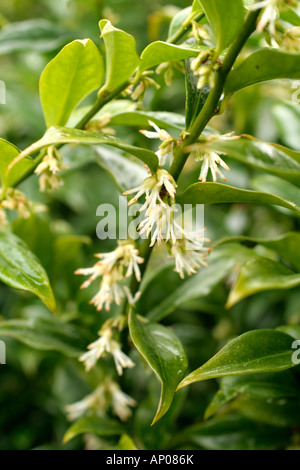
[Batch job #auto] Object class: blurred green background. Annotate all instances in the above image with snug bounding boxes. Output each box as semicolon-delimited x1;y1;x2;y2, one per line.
0;0;299;450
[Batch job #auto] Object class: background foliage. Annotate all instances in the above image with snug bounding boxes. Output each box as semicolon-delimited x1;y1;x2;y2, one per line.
0;0;300;450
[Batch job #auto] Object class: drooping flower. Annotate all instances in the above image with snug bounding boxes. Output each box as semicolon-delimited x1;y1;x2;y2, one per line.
110;382;137;421
79;322;135;375
140;121;178;166
170;231;210;279
123;168;177;211
65;379;136;422
187;132;239;183
75;242;144;312
35;145;67;192
251;0;279;36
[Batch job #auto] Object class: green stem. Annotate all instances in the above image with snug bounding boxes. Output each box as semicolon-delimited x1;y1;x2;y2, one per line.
168;8;261;181
166;12;205;44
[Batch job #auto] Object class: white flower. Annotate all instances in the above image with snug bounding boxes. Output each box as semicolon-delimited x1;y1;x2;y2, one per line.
171;234;209;279
75;243;144;312
65;380;136;422
110;341;136;376
65;390;104;421
79;326;135;376
187;133;239;183
90;270;125;312
35;145;67;192
140;121;177;165
79;328;112;371
110;383;137;421
250;0;280;36
196;150;230;183
138;203;179;247
123;169;177;211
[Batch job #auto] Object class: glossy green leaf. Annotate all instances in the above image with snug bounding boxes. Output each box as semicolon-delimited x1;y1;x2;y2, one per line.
225;49;300;95
139;42;199;73
16;126;158;174
40;39;104;127
0;231;55;312
177;182;300;216
99;20;140;92
199;0;245;52
143;245;256;322
63;416;124;444
0;316;88;357
227;256;300;308
214;232;300;272
0;138;34;188
129;310;188;424
0;19;73;54
183;414;289;450
178;329;296;388
211;136;300;187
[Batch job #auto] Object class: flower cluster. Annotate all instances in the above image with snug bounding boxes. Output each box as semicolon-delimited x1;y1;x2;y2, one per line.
75;242;144;312
140;120;178;166
251;0;299;46
66;378;136;422
190;49;220;90
124;164;209;278
0;188;44;226
131;72;160;102
35;145;67;192
85;113;115;135
79;317;135;375
186;132;239;183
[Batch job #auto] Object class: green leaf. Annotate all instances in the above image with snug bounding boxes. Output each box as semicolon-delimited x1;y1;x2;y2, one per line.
94;147;148;193
185;59;211;129
128;310;188;424
0;139;34;188
178;329;296;388
99;20;140;92
176;182;300;216
227;256;300;308
168;7;192;40
225;49;300;95
40;39;104;127
205;372;299;420
143;245;253;322
271;102;300;150
63;416;124;444
0;231;55;312
277;325;300;340
0;316;88;357
214;232;300;272
0;19;73;54
250;175;300;218
199;0;245;52
139;42;199;73
118;434;138;450
17;126;158;174
211;136;300;187
280;6;300;26
183;414;289;450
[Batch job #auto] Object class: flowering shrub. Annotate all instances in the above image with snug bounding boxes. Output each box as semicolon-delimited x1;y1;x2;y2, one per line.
0;0;300;450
